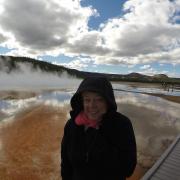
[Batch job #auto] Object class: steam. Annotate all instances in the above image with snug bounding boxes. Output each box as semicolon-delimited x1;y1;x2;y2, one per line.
0;58;81;91
0;58;79;121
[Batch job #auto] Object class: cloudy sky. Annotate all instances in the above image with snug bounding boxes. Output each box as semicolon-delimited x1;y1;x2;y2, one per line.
0;0;180;77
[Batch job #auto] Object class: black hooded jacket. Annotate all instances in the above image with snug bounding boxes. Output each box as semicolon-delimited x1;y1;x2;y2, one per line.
61;77;137;180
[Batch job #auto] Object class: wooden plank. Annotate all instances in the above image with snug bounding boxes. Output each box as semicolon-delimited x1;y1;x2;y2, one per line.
162;159;180;168
154;170;179;180
164;158;180;166
169;156;180;162
150;176;162;180
140;135;180;180
153;172;172;180
159;165;180;176
168;151;180;157
162;162;180;170
155;168;178;178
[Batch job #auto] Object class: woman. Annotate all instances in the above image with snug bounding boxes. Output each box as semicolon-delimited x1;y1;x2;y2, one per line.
61;76;137;180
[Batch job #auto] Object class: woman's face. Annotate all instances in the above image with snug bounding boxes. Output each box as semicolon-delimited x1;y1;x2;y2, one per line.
82;91;108;121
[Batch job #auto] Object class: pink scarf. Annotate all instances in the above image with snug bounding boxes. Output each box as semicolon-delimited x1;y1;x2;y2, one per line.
75;111;99;129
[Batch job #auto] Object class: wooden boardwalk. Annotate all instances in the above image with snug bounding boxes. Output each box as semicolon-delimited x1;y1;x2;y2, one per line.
141;135;180;180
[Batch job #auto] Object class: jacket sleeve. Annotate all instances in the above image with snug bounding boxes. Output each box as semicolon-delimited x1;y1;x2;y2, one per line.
61;121;73;180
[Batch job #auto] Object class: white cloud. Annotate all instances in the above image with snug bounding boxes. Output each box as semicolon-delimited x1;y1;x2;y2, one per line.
0;33;6;43
0;58;81;90
0;0;180;70
0;0;96;55
140;64;151;70
52;56;94;70
100;0;180;57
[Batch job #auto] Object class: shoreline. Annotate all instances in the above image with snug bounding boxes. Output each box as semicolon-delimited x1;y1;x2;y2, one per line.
1;89;180;104
1;90;179;179
144;92;180;104
114;88;180;104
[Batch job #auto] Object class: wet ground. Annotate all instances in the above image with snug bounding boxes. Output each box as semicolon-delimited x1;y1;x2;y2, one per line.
0;82;180;180
0;105;68;180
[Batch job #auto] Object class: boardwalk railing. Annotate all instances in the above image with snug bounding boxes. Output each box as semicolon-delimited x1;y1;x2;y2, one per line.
141;135;180;180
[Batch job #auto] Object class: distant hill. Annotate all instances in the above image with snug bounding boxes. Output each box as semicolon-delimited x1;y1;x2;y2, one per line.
0;55;180;84
152;74;169;79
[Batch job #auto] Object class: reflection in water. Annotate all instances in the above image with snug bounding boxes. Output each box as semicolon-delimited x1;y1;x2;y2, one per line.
38;91;72;102
0;86;180;174
37;91;72;107
114;90;180;168
0;91;73;120
0;97;37;119
113;83;180;96
115;91;180;121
